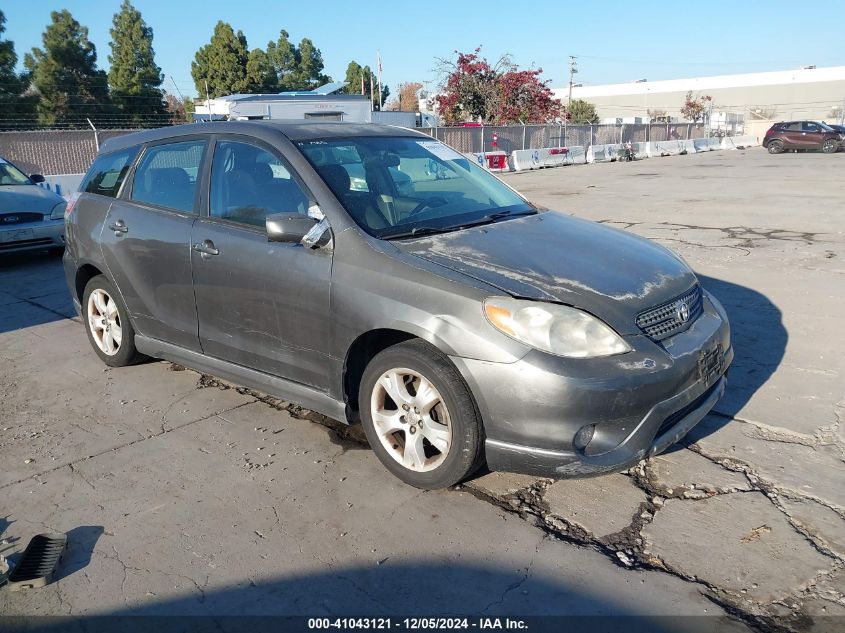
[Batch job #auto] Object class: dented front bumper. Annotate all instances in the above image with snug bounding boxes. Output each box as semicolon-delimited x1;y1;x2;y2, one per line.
451;290;732;478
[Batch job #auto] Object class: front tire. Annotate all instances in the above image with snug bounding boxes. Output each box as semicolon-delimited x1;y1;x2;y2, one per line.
82;275;145;367
767;140;784;154
822;139;838;154
359;339;484;489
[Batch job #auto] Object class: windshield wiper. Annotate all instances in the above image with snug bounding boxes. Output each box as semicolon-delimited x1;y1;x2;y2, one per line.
381;225;460;240
381;209;538;240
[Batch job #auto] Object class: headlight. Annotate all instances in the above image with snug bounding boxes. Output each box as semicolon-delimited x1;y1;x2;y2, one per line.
484;297;631;358
50;201;67;220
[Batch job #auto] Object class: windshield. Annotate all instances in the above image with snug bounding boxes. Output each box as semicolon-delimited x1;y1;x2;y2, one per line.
0;159;33;186
296;136;534;239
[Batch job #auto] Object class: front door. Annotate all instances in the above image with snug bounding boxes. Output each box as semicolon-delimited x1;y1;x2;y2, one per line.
190;138;333;390
100;139;207;351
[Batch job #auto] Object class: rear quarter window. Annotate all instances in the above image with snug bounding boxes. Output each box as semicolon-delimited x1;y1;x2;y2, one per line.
80;147;139;198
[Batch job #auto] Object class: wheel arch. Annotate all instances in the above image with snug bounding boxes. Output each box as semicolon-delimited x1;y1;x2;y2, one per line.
75;263;105;303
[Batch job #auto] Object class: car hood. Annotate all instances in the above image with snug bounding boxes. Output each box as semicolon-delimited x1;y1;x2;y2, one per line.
395;212;697;335
0;185;63;214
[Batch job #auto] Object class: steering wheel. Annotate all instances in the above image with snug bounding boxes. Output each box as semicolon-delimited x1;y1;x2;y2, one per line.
407;196;448;218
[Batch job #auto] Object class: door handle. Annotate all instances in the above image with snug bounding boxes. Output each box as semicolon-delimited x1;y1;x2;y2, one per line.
109;220;128;235
193;239;219;258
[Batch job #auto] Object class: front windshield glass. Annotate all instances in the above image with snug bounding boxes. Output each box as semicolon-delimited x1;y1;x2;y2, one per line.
296;136;534;238
0;160;33;186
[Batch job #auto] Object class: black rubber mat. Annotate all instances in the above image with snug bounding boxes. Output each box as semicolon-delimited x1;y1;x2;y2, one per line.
6;533;66;590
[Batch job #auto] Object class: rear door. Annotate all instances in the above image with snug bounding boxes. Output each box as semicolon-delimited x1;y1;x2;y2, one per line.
100;138;207;351
190;136;333;389
780;122;804;148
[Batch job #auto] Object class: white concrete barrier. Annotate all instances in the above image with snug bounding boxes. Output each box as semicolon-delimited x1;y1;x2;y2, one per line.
510;147;575;171
567;146;587;163
39;173;84;199
463;151;509;172
680;139;697;154
587;144;615;163
721;135;759;150
652;140;685;156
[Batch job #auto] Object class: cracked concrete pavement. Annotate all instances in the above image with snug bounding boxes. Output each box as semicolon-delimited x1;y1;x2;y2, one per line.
1;148;843;631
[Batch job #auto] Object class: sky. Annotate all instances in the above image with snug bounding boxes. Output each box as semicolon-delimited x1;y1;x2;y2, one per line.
4;0;845;99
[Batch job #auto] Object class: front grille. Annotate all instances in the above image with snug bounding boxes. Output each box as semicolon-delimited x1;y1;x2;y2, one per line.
0;238;53;250
0;212;44;225
636;285;703;340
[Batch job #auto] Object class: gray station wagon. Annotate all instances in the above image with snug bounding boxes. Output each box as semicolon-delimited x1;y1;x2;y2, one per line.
63;121;732;489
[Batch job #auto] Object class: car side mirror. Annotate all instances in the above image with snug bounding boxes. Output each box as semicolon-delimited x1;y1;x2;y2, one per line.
29;174;45;184
266;212;318;243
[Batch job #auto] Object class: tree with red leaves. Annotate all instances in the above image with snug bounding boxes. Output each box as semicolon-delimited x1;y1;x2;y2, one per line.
681;91;712;122
436;48;562;125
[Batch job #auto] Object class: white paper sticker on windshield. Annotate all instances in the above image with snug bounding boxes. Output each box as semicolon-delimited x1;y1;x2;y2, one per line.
417;141;464;162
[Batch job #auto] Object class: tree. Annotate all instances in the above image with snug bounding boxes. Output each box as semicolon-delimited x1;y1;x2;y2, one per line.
341;60;388;109
436;48;503;124
108;0;165;127
397;82;422;111
191;21;249;98
566;99;599;124
497;69;562;124
164;92;194;124
0;10;37;129
287;37;329;90
24;10;111;126
681;91;712;122
244;48;277;92
266;29;299;91
436;48;562;125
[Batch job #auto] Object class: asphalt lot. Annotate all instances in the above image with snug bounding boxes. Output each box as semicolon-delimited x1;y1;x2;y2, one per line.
1;147;843;631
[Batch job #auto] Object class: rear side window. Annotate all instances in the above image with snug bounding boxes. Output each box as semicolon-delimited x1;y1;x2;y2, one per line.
784;122;802;131
80;148;138;198
131;140;206;213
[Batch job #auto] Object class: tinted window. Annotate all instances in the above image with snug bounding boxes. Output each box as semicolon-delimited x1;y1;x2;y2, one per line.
802;122;820;132
131;140;206;213
80;148;138;197
784;122;802;131
210;141;310;227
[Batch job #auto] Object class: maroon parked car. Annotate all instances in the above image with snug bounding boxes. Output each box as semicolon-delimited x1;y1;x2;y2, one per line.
762;121;842;154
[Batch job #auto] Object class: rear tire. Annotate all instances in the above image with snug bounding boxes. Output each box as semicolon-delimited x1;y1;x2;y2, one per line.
822;139;838;154
767;140;784;154
359;339;484;489
82;275;146;367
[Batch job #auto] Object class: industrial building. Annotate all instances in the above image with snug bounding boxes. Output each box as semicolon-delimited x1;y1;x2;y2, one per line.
552;66;845;134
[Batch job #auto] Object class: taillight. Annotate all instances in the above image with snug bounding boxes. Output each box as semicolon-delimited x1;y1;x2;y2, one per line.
65;191;81;219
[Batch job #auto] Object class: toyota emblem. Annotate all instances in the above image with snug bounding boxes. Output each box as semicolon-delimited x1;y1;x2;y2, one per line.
675;300;690;323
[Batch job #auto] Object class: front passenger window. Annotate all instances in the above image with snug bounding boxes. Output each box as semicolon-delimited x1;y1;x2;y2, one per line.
210;141;310;228
131;140;206;213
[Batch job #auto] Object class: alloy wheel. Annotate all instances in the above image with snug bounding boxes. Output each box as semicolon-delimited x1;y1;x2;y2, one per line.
87;288;122;356
370;368;452;472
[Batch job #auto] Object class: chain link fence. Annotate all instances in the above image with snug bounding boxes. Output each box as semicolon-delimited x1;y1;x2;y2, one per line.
1;120;743;176
417;123;721;154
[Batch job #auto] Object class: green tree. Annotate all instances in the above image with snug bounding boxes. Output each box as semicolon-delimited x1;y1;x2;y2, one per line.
0;10;37;129
342;60;388;109
108;0;165;127
566;99;599;124
24;10;110;126
288;37;329;90
191;21;249;98
266;30;299;91
244;48;277;93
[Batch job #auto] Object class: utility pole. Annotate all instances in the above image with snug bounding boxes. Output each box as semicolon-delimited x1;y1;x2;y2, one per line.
567;56;578;107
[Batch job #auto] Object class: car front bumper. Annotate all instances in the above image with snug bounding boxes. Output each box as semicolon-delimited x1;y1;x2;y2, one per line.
0;219;64;254
451;290;732;477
